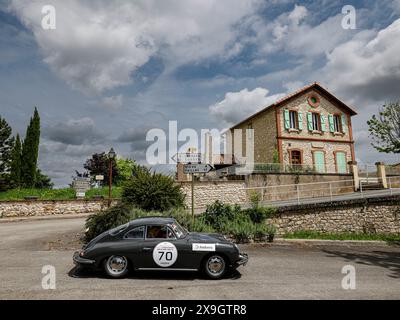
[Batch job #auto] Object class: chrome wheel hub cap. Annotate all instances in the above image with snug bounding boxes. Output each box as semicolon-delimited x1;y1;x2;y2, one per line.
207;256;224;274
107;256;127;274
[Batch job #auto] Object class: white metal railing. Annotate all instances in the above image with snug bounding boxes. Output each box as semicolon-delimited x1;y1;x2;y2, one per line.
242;179;355;205
386;165;400;176
358;163;377;183
388;176;400;196
231;162;350;175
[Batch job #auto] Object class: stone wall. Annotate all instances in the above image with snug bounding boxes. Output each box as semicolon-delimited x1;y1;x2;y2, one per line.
0;199;115;218
270;195;400;235
180;181;247;209
179;174;354;209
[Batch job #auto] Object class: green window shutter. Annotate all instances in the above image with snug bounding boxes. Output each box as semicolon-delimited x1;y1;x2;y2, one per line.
284;109;290;129
336;152;347;173
298;112;303;130
307;112;313;131
328;114;334;132
314;151;326;173
341;114;347;133
320;114;326;132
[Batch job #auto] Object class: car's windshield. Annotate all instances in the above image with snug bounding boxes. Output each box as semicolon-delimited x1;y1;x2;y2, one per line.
171;222;188;239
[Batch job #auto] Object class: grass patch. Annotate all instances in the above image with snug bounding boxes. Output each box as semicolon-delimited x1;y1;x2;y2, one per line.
0;187;122;201
284;230;400;242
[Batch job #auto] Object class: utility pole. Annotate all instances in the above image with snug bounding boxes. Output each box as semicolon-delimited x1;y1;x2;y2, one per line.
191;173;195;221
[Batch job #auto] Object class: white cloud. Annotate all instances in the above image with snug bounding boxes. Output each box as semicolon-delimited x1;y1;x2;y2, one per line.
100;95;123;109
249;4;356;59
209;87;285;127
8;0;260;95
322;18;400;101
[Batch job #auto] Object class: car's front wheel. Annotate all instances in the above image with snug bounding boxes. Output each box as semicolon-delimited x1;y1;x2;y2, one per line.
104;255;129;278
203;254;227;280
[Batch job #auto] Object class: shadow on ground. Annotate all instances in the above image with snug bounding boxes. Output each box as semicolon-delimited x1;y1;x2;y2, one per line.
323;249;400;279
68;266;242;281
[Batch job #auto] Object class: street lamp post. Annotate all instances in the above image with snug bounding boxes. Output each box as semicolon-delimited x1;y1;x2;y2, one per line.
108;147;116;207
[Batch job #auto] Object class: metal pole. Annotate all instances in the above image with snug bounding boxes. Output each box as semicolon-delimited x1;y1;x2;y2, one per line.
108;159;112;207
191;173;195;221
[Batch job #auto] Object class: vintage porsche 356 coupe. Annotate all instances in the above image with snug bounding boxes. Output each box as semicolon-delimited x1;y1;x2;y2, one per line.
73;217;248;279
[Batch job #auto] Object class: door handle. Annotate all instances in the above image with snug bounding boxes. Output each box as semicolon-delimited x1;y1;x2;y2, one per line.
142;247;152;252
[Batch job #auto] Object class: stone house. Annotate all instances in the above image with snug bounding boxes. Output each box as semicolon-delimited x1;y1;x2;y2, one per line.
227;82;357;173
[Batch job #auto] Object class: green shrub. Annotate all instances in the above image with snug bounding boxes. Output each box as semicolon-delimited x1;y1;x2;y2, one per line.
202;201;241;231
122;170;185;211
225;219;256;243
191;215;216;233
85;204;157;241
85;203;133;241
254;224;269;242
242;206;275;224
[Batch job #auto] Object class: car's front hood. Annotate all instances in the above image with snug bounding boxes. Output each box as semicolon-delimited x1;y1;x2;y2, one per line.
187;232;230;244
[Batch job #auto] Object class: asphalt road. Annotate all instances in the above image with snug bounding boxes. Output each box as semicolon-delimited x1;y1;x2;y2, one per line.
0;218;399;300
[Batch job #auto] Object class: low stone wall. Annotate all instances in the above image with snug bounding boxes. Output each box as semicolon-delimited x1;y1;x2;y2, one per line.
180;181;247;209
179;173;353;209
270;195;400;235
0;199;115;218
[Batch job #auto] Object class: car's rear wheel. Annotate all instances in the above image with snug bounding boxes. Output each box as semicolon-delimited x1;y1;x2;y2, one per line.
104;255;129;278
203;254;227;280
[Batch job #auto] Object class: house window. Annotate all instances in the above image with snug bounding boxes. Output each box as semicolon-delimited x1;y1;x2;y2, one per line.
312;113;321;131
290;150;302;165
289;111;298;129
333;115;343;133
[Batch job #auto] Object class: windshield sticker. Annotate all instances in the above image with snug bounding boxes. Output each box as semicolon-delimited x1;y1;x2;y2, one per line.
153;242;178;267
192;243;216;252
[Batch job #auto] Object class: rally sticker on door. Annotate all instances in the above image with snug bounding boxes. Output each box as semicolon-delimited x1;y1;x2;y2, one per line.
153;242;178;267
192;243;216;252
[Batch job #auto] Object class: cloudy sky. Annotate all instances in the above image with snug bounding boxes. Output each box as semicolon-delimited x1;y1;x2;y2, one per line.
0;0;399;186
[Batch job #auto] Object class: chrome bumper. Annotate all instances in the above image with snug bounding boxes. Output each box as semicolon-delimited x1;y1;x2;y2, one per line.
236;253;249;267
73;251;95;265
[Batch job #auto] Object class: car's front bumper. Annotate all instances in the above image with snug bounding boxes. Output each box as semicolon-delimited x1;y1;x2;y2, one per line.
235;253;249;267
73;251;96;266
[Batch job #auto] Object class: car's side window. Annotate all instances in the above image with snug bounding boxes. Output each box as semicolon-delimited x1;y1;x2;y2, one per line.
146;225;168;239
124;226;145;239
167;227;176;239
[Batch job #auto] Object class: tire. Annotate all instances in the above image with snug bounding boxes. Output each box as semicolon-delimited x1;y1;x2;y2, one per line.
203;254;227;280
103;255;129;278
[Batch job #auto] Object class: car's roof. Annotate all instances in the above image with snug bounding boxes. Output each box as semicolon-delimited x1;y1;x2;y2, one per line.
129;216;176;226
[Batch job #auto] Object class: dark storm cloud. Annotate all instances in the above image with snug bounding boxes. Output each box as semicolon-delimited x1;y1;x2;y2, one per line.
44;117;106;146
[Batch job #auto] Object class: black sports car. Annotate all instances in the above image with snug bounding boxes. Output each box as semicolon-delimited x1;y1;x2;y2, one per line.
73;217;248;279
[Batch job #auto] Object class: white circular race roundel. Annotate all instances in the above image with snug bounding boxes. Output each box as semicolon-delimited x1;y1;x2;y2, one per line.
152;242;178;267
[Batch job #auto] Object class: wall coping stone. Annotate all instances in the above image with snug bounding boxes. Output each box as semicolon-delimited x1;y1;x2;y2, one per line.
275;195;400;214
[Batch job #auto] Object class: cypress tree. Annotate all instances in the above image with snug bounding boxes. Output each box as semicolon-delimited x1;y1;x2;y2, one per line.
0;116;14;174
21;108;41;187
9;134;22;187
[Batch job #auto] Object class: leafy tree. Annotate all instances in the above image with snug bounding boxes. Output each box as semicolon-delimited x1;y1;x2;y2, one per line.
34;169;53;189
0;116;14;174
122;169;185;211
115;157;148;185
21;108;41;186
9;134;22;187
367;102;400;153
84;152;119;185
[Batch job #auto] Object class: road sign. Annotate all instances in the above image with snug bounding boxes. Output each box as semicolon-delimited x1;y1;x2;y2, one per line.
172;153;201;164
183;164;213;174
